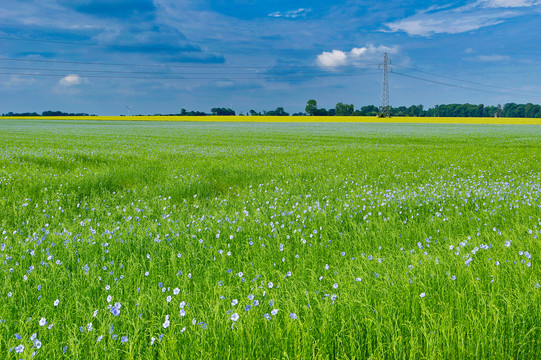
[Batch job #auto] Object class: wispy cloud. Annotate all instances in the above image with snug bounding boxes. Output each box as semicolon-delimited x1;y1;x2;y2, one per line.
384;0;541;36
316;45;399;68
268;8;311;19
478;0;541;8
57;0;156;19
468;54;512;61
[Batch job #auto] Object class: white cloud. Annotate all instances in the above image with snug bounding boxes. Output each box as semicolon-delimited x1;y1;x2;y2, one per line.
2;74;36;88
58;74;85;87
385;10;514;36
316;45;399;68
268;8;311;19
478;0;541;8
470;54;512;61
384;0;540;36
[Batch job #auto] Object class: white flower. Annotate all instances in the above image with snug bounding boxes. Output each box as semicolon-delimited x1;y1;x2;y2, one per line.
419;292;426;298
231;313;239;322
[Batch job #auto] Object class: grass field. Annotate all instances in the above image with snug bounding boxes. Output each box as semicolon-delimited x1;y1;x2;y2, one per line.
2;115;541;125
0;120;540;359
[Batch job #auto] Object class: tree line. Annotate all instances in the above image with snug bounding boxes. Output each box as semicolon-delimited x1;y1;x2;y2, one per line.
3;102;541;118
302;101;541;118
2;111;93;117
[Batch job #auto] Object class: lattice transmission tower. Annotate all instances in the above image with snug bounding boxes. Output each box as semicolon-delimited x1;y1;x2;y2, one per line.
379;53;392;118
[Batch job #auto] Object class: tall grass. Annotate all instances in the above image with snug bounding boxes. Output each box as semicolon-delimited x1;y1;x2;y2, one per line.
0;120;540;359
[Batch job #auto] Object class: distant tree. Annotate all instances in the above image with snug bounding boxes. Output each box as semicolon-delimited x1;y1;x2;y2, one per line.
264;107;289;116
360;105;379;116
335;103;354;116
313;108;329;116
305;99;317;116
41;111;90;116
1;112;40;117
211;108;235;116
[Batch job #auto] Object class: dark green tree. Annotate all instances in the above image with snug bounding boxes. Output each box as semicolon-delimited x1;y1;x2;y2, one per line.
305;99;317;116
335;103;354;116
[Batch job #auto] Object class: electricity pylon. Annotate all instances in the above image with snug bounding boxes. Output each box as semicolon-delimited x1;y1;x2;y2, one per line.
379;53;391;118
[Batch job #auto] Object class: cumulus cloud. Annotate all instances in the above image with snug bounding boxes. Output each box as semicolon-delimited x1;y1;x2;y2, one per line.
268;8;311;19
58;74;85;87
316;45;399;68
384;0;541;36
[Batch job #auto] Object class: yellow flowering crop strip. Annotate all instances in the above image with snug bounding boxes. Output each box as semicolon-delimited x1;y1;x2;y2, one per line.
2;116;541;124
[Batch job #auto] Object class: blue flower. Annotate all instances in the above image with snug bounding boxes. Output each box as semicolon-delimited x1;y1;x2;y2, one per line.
290;313;297;320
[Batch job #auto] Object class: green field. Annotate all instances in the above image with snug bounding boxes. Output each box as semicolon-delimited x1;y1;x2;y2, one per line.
1;120;540;359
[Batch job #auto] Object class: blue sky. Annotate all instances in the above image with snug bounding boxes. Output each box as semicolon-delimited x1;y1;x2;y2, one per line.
1;0;541;115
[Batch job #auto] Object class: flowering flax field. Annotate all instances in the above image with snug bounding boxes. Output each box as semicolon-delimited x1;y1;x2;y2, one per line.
1;119;540;359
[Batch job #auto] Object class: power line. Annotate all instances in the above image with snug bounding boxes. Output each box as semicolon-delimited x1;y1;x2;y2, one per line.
393;64;541;95
393;71;541;101
0;56;377;70
0;71;381;81
0;36;327;55
0;65;378;76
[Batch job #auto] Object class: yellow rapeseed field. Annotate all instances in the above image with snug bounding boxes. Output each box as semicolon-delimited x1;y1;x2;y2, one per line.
2;115;541;124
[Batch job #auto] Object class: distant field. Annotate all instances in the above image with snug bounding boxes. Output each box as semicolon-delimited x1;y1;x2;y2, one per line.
2;115;541;124
0;120;540;359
